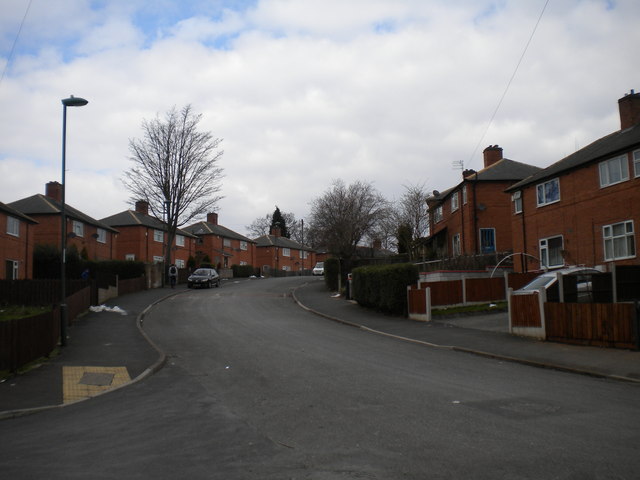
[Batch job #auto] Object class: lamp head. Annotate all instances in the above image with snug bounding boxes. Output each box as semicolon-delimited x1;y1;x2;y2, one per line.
62;95;88;107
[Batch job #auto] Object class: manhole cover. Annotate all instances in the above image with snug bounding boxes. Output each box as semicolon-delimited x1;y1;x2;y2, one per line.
79;372;115;386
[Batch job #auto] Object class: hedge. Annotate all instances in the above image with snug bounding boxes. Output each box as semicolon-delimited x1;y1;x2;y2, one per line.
352;263;419;315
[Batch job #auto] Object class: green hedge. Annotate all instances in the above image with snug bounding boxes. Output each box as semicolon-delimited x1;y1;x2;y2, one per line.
232;264;258;277
352;263;418;315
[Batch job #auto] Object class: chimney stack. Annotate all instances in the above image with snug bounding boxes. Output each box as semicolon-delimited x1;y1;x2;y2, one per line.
618;89;640;130
482;145;503;168
45;181;62;202
207;212;218;225
135;200;149;215
270;226;281;237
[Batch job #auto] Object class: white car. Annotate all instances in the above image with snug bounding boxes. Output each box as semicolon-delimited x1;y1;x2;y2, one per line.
312;262;324;276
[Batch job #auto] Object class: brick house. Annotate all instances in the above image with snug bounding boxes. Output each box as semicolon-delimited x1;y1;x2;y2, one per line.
9;182;117;262
506;90;640;273
0;202;37;279
101;201;196;267
425;146;541;259
184;213;256;269
254;228;317;274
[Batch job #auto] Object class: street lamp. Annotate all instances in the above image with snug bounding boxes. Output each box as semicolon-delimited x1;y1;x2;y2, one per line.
60;95;88;346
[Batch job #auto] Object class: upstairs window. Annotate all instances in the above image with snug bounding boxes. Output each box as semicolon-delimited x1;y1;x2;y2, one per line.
240;241;248;251
282;247;290;257
512;191;522;214
603;221;635;261
462;185;467;205
536;178;560;206
153;230;163;242
634;150;640;177
223;238;231;247
96;228;106;243
7;216;19;237
451;192;459;212
599;155;628;187
176;235;185;247
72;221;84;237
433;205;443;223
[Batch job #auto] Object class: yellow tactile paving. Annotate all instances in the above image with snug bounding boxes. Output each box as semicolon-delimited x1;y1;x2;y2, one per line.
62;366;131;404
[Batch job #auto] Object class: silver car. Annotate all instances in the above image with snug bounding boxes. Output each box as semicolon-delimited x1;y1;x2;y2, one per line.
187;268;220;288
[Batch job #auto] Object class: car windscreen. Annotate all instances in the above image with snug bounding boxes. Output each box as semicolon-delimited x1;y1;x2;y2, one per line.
193;269;209;275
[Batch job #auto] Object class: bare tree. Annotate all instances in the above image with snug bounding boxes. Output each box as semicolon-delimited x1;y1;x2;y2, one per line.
308;179;390;260
123;105;224;265
395;182;430;260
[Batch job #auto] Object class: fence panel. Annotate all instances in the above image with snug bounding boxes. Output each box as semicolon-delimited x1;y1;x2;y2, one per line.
545;302;636;349
428;280;463;306
408;287;427;314
0;308;59;372
466;277;505;303
507;272;540;291
118;277;147;296
510;293;541;328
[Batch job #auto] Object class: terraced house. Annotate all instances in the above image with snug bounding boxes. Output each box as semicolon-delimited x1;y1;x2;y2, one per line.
507;90;640;273
0;202;37;279
9;182;117;262
184;213;256;269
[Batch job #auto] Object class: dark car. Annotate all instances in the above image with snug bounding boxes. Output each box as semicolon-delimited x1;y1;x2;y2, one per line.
187;268;220;288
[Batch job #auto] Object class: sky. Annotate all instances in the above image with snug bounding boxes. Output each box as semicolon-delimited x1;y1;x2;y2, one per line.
0;0;638;237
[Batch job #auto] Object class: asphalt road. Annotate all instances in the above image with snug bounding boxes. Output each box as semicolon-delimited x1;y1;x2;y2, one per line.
1;277;639;479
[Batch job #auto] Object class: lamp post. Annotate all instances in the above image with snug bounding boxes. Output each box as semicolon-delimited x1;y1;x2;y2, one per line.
60;95;88;346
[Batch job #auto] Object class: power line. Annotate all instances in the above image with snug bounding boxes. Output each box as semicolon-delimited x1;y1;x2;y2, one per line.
467;0;551;167
0;0;33;87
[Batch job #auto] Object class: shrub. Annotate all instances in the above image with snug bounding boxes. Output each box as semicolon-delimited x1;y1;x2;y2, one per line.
232;264;257;277
352;263;419;315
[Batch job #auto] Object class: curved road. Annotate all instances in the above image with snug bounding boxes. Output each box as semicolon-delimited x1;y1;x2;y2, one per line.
1;277;639;479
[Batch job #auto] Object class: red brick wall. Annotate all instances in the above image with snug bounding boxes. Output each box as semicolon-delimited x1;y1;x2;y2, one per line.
0;213;35;279
114;225;193;265
511;152;640;272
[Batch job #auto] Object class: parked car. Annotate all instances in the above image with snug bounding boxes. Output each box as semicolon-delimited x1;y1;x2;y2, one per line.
187;268;220;288
514;266;601;302
312;262;324;276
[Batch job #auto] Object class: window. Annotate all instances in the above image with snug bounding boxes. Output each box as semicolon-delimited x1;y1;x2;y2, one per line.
540;235;563;268
282;247;290;257
73;220;84;237
240;241;248;251
240;261;247;266
452;234;461;256
451;192;459;212
282;265;291;271
125;254;136;261
433;205;443;223
536;178;560;206
175;259;185;268
153;256;164;263
96;228;106;244
603;221;635;261
7;216;19;236
512;191;522;214
599;155;629;187
301;250;308;259
176;235;185;247
154;230;163;242
634;150;640;177
479;228;496;254
223;238;231;247
462;185;467;205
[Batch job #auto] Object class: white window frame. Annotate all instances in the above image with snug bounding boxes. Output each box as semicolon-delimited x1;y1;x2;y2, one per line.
599;154;629;188
175;259;185;268
96;228;106;244
452;234;461;256
153;229;164;242
539;235;564;268
176;234;185;247
7;216;19;237
301;250;308;259
536;178;560;207
223;238;231;247
282;247;291;257
462;185;467;205
433;205;443;223
603;220;635;261
72;220;84;237
451;192;459;213
634;149;640;178
153;256;164;264
240;241;248;251
282;265;291;271
512;191;522;214
6;259;19;280
125;254;136;261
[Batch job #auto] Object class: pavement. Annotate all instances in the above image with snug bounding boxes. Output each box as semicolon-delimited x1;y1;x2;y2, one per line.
2;279;639;420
